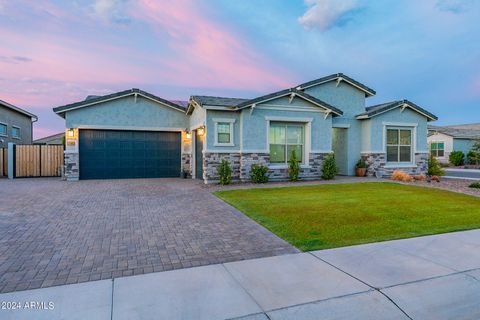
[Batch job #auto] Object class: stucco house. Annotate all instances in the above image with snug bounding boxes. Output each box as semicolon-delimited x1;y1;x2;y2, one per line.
428;124;480;163
53;73;437;182
0;99;37;147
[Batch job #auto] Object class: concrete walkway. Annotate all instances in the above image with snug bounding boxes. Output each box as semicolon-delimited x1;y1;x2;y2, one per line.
444;168;480;180
2;229;480;320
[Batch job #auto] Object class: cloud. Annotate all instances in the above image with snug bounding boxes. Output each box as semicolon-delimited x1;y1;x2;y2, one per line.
436;0;472;13
91;0;130;24
0;55;32;64
299;0;359;31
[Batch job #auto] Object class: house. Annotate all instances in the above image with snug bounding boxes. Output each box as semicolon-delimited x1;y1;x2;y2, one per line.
33;132;65;145
428;124;480;163
0;99;37;147
53;73;437;182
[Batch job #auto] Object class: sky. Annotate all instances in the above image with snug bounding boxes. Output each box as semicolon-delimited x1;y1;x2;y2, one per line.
0;0;479;139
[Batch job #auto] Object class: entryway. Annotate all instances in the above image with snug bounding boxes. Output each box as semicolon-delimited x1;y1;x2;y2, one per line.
332;128;348;175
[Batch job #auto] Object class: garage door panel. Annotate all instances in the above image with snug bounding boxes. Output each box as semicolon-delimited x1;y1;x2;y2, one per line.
79;130;181;179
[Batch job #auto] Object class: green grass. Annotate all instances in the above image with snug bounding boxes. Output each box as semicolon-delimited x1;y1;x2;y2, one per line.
214;182;480;251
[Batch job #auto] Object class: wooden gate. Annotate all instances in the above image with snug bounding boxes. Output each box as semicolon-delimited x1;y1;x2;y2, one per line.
14;145;63;177
0;148;7;176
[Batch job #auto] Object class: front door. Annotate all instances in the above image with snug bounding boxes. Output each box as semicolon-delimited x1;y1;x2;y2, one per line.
195;130;204;179
332;128;348;175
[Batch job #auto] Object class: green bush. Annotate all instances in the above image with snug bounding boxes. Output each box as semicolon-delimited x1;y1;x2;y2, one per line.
356;158;366;168
217;159;232;185
449;151;465;166
427;153;445;176
250;164;269;183
469;182;480;189
322;154;338;180
288;150;300;181
468;141;480;165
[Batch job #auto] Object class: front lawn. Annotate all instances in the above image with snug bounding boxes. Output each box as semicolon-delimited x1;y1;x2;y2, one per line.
214;182;480;251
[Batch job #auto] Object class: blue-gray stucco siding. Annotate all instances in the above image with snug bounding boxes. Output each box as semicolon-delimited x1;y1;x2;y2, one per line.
453;139;476;156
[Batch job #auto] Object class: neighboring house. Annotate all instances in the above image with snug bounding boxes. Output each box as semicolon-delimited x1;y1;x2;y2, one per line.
33;132;65;145
0;99;37;147
428;124;480;163
53;73;437;182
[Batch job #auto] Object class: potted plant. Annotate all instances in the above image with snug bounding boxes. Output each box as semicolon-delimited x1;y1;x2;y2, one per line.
355;158;367;177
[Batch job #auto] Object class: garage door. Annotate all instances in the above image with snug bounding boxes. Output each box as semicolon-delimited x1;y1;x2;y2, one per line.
79;129;181;180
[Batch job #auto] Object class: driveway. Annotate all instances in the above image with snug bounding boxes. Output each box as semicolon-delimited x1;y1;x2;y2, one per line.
444;168;480;180
2;229;480;319
0;178;296;293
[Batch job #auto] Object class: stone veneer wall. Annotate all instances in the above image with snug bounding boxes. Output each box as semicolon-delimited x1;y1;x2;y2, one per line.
181;153;191;176
64;152;79;181
203;152;330;183
361;152;429;178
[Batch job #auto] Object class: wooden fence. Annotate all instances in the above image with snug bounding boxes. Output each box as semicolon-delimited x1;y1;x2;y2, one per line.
14;145;63;178
0;148;7;176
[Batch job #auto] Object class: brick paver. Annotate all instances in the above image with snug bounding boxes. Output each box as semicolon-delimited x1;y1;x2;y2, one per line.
0;178;297;293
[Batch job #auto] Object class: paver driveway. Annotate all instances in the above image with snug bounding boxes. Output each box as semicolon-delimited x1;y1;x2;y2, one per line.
0;178;296;293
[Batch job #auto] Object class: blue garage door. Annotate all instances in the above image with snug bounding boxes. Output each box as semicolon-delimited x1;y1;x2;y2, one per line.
79;129;181;180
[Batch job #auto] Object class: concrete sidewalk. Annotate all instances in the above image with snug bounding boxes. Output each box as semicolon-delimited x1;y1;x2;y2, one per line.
2;229;480;320
444;168;480;180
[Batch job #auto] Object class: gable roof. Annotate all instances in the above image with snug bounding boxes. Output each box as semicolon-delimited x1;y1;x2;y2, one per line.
33;132;65;144
356;100;438;121
235;88;343;116
296;73;376;97
0;99;37;120
428;125;480;139
191;96;249;108
53;88;187;118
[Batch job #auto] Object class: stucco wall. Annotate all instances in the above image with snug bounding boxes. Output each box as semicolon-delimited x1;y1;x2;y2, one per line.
0;106;33;146
205;110;241;151
189;105;206;130
453;138;476;156
364;108;429;153
65;96;189;130
240;98;333;153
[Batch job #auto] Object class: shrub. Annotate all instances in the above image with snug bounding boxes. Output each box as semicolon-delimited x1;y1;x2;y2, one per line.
250;164;269;183
413;175;426;181
217;159;232;185
449;151;465;166
288;150;300;181
321;154;338;180
391;170;414;182
469;182;480;189
356;158;366;168
468;141;480;165
428;154;445;176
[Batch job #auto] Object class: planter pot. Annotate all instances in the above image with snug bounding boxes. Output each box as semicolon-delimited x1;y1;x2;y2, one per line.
355;167;367;177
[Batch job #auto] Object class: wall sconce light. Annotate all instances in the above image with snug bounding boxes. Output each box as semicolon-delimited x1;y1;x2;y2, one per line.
185;131;191;139
197;127;205;136
67;129;75;138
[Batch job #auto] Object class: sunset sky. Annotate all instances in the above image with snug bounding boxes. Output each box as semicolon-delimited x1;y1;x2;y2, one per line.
1;0;479;139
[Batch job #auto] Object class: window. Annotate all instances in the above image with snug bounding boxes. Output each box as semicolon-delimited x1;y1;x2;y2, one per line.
386;128;412;163
214;119;235;146
430;142;445;157
269;122;304;164
12;126;20;139
0;123;6;136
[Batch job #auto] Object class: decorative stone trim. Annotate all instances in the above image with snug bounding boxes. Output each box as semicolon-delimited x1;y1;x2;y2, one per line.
362;152;429;178
203;152;331;183
181;153;191;176
203;152;241;183
64;152;79;181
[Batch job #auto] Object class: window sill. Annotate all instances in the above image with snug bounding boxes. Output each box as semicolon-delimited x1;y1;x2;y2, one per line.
0;134;7;137
384;163;417;168
12;137;21;140
213;143;235;147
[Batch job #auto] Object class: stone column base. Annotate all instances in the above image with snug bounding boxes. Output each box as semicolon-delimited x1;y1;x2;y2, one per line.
64;152;79;181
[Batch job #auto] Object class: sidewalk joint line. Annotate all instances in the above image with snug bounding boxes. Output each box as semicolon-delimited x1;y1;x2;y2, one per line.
308;252;413;320
110;278;115;320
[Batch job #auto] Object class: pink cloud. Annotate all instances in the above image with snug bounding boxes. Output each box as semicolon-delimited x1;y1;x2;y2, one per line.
131;0;295;90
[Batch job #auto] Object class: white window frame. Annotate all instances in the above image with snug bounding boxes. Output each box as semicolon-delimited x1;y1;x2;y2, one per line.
430;141;445;158
0;122;7;137
266;117;311;168
11;126;21;139
213;118;235;147
385;126;414;164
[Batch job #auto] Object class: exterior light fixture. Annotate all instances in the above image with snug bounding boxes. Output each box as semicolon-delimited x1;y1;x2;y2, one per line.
67;129;75;138
185;131;192;139
197;127;205;136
